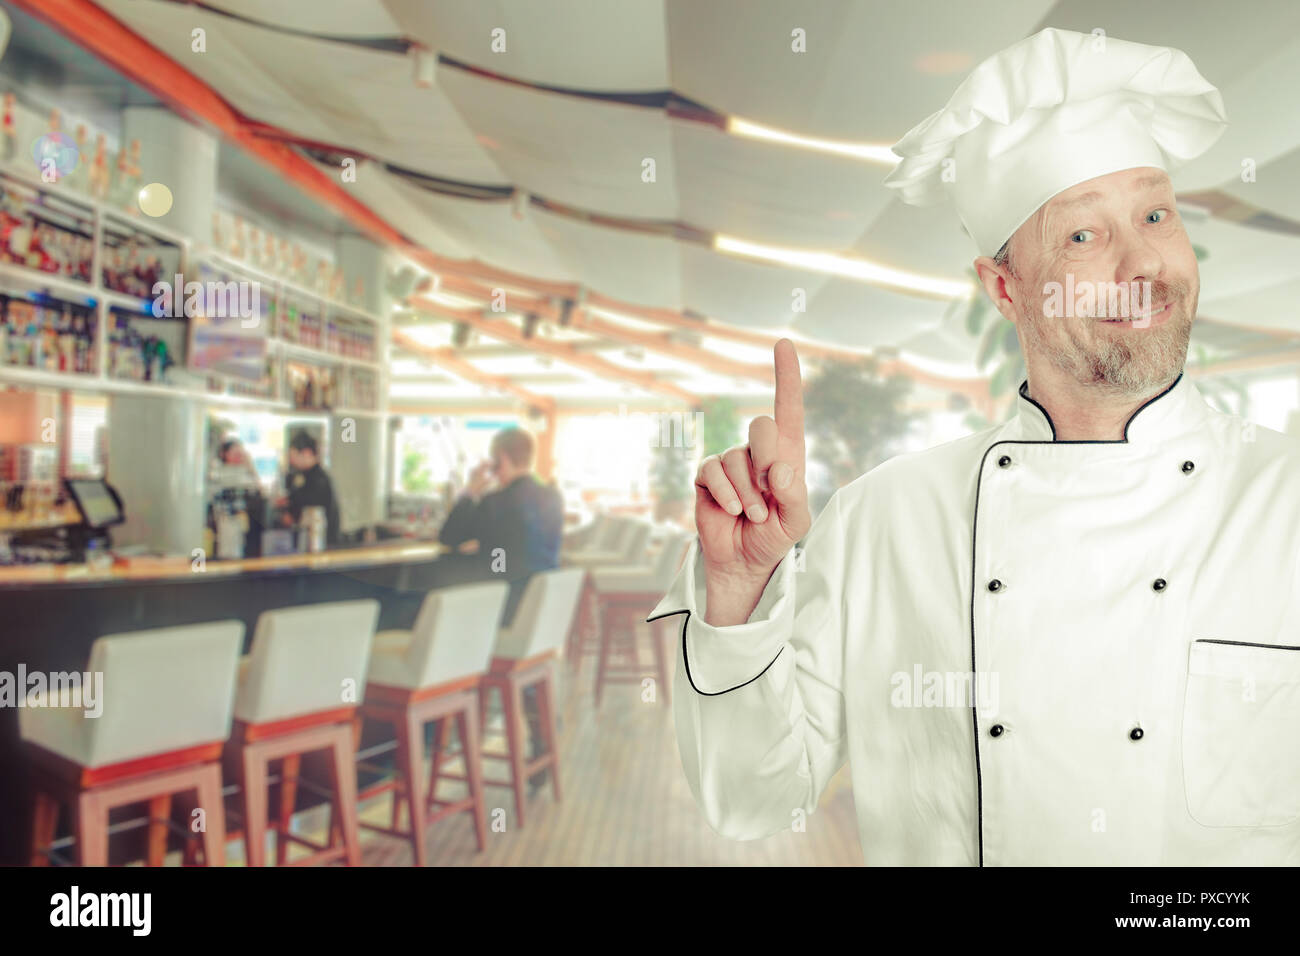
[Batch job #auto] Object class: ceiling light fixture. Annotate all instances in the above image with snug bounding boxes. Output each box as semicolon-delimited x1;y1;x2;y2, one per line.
728;117;900;165
411;43;436;88
714;234;974;298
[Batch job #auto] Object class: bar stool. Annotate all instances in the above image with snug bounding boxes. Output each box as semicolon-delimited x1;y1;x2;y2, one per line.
560;512;608;556
591;532;692;706
565;520;652;669
23;621;244;866
478;567;586;828
356;580;508;867
561;513;623;563
226;599;379;867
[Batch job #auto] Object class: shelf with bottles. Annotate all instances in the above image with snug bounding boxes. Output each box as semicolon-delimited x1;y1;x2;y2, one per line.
284;359;340;412
206;352;279;403
105;304;185;385
0;291;98;375
341;366;380;412
271;301;378;365
194;247;381;364
0;170;96;285
100;215;183;302
209;210;371;311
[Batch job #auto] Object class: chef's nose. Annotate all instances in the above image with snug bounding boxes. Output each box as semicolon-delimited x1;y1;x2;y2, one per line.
1113;226;1165;290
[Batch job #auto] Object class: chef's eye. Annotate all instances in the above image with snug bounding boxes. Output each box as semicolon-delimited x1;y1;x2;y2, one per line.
1147;208;1169;223
1070;230;1094;244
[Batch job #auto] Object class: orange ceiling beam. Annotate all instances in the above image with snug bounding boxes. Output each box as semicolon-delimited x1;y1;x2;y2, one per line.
391;330;554;411
407;298;700;405
431;274;774;384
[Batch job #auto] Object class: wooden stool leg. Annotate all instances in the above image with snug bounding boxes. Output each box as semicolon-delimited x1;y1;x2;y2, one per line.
328;726;362;867
76;790;108;866
650;618;671;706
535;672;562;803
594;599;613;707
29;788;59;866
457;706;488;852
503;677;527;829
427;717;452;809
276;753;301;866
147;794;172;865
195;762;227;867
396;714;427;866
241;748;269;867
621;609;638;666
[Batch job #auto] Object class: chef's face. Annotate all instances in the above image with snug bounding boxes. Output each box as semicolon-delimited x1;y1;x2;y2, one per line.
979;166;1198;395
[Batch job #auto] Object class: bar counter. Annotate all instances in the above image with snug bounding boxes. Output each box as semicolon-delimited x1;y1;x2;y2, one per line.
0;540;461;864
0;541;448;588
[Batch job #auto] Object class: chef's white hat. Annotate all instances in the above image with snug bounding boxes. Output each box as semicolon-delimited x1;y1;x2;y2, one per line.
882;27;1228;257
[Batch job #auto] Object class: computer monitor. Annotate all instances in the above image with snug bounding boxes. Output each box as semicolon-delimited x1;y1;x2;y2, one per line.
64;478;125;529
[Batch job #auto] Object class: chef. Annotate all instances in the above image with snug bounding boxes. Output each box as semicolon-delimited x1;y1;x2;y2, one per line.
647;27;1300;865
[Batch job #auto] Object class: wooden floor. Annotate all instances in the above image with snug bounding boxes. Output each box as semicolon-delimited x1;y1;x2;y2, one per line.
277;621;864;866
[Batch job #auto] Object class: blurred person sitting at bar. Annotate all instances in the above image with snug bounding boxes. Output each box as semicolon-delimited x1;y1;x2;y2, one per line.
279;430;340;548
438;426;563;794
438;425;563;627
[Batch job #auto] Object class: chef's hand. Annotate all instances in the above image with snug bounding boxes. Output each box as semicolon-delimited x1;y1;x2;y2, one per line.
695;338;811;626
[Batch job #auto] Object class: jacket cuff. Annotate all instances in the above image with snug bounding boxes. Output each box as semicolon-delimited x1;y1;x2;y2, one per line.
646;536;795;695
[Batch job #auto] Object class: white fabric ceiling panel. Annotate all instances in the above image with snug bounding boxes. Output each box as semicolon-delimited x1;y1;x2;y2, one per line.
382;0;671;91
101;0;504;184
99;0;341;142
1220;144;1300;222
310;161;470;258
206;0;404;37
530;206;682;306
850;200;981;286
390;180;578;282
435;66;678;219
676;242;834;331
665;0;1056;141
670;120;895;246
1199;277;1300;336
1188;217;1300;311
795;278;952;351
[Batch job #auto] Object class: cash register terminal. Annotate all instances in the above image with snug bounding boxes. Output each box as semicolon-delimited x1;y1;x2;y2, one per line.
63;477;125;557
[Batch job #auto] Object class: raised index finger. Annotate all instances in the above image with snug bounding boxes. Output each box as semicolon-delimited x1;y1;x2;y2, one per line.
773;338;804;450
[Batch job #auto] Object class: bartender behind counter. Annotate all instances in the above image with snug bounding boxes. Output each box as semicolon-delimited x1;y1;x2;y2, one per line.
282;430;340;547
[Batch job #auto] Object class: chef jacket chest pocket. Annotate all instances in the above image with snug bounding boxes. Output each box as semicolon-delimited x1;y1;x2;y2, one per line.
1182;639;1300;828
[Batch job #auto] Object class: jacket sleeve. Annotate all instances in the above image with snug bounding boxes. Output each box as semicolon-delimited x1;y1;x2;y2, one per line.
646;490;849;840
437;493;480;547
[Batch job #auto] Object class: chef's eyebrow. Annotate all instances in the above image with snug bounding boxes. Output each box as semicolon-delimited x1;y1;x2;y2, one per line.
1049;174;1173;213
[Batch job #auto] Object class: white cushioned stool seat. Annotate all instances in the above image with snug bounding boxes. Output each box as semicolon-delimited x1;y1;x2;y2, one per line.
366;581;509;690
235;600;379;725
20;620;244;768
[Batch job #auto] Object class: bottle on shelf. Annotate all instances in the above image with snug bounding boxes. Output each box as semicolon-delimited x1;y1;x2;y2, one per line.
67;126;90;193
124;138;142;209
90;134;108;200
1;93;15;164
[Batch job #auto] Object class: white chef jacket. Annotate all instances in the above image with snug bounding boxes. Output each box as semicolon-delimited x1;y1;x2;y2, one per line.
647;371;1300;865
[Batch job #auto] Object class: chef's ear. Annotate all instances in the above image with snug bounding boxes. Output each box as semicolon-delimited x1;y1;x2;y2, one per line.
973;255;1021;324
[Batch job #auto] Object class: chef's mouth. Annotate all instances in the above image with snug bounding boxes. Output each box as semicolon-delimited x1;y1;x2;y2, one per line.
1100;301;1173;325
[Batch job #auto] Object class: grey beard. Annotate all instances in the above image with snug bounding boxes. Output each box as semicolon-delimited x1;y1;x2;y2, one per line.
1021;307;1192;397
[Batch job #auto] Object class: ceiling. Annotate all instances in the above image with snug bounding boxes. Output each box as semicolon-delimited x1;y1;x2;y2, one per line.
37;0;1300;408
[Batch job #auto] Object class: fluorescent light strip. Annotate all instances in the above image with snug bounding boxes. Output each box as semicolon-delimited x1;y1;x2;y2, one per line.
714;234;973;298
728;117;900;164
